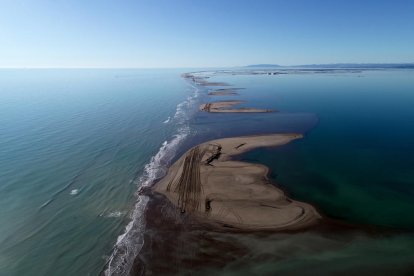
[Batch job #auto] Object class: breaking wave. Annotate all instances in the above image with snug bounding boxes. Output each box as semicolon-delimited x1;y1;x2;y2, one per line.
104;80;200;276
162;116;171;124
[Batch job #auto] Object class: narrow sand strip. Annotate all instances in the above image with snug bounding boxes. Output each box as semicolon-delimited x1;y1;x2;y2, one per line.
154;134;321;231
208;91;239;96
208;88;244;96
200;101;273;113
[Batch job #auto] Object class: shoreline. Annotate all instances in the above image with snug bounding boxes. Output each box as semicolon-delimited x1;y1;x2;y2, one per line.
153;134;321;231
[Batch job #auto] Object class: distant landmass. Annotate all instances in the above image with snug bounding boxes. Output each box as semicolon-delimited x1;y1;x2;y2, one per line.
246;64;283;68
246;63;414;69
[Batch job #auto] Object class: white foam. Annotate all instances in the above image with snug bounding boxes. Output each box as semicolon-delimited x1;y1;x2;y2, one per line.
106;196;148;276
105;80;200;276
172;83;200;123
162;116;171;124
69;189;79;196
106;211;125;218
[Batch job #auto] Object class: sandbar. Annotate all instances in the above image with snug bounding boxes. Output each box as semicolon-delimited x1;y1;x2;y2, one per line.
208;88;241;96
208;91;239;96
197;79;230;86
154;134;321;231
208;88;243;96
200;101;273;113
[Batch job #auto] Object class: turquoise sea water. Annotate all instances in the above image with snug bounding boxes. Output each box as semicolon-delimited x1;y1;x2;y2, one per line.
0;69;196;275
1;69;414;275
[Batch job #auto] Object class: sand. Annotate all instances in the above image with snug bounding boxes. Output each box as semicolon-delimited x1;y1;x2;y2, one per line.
154;134;321;231
193;77;229;87
184;73;272;112
200;101;273;113
208;88;243;96
208;91;239;96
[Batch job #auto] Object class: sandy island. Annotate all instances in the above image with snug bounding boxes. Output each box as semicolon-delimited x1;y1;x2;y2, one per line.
208;91;239;96
154;134;321;231
200;101;273;113
208;88;243;96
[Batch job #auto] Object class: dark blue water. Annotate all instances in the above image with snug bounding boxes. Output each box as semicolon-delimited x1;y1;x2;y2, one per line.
182;69;414;275
226;70;414;229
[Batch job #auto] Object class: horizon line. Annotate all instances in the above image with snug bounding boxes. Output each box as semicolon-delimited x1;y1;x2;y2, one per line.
1;62;414;70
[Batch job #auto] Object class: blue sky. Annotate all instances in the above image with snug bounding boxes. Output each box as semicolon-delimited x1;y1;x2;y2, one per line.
1;0;413;68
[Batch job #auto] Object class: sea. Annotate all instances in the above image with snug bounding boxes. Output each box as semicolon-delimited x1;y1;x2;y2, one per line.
1;68;414;275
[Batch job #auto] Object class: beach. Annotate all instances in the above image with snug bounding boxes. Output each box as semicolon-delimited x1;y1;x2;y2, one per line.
154;134;321;231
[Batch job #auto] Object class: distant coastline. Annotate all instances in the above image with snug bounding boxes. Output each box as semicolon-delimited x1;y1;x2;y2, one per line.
246;62;414;69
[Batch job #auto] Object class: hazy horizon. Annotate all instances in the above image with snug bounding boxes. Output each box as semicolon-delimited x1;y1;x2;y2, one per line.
1;62;414;70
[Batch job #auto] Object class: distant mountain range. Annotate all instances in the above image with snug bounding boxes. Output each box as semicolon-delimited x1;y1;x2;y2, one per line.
246;63;414;69
246;64;283;68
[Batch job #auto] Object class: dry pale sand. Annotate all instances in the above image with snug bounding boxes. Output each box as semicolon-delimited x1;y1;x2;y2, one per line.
154;134;321;231
200;101;273;113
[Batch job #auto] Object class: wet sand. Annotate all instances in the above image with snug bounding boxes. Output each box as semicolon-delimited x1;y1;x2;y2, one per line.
208;91;239;96
208;88;243;96
200;101;274;113
133;188;396;276
154;134;321;231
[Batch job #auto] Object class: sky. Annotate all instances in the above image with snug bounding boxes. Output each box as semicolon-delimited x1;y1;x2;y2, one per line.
0;0;413;68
